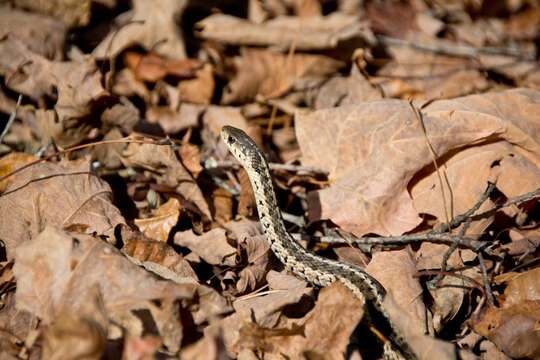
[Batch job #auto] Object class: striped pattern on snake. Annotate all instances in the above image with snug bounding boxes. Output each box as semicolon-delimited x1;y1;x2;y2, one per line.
221;125;417;360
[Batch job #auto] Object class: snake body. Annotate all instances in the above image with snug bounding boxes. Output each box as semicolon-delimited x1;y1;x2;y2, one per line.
221;126;416;360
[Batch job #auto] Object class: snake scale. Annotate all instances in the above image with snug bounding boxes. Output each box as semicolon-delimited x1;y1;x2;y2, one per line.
221;126;417;360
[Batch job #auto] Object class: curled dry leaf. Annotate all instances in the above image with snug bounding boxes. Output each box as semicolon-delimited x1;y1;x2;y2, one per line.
196;12;374;51
178;143;204;178
0;158;126;260
13;226;197;324
121;140;211;220
222;48;343;104
93;0;188;59
120;224;197;280
297;88;540;236
135;198;182;242
472;303;540;359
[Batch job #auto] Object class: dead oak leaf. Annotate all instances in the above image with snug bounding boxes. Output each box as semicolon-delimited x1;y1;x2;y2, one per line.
0;158;125;260
220;282;363;359
0;36;108;147
135;198;182;242
174;228;237;267
121;140;212;221
13;226;197;324
93;0;188;60
124;52;201;82
222;48;343;104
196;12;374;51
297;88;540;236
0;6;66;59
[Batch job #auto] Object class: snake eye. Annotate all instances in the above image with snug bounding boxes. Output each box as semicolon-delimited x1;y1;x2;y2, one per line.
227;137;236;145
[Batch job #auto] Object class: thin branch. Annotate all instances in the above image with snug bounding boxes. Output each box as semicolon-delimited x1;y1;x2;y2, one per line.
477;252;495;306
317;232;485;251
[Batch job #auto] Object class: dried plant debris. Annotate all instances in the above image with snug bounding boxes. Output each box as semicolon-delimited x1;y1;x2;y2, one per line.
0;1;539;359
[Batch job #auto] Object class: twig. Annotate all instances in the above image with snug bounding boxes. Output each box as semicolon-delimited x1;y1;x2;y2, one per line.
472;186;540;220
0;95;22;144
415;269;485;293
435;182;496;233
477;252;495;306
0;137;171;185
377;35;536;61
317;232;485;251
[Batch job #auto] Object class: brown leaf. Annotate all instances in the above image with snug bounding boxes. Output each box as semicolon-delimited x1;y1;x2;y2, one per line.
14;0;93;27
315;64;382;109
135;198;182;242
375;34;489;100
212;187;233;224
13;226;197;323
500;267;540;307
178;143;203;178
124;52;202;82
472;302;540;359
0;7;66;59
121;140;212;220
220;282;363;358
42;294;107;360
297;88;540;236
0;152;37;193
0;36;108;146
0;158;126;260
121;224;197;280
178;63;215;105
222;48;343;104
174;228;237;267
93;0;188;59
196;13;374;51
367;250;425;339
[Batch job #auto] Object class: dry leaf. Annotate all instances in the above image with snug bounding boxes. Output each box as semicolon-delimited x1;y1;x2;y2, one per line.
220;282;363;358
93;0;188;59
13;226;197;323
297;88;540;236
196;12;374;51
174;228;237;267
178;63;215;105
135;198;182;242
121;140;212;220
222;48;343;104
14;0;93;27
0;7;66;59
120;224;198;280
124;52;202;82
0;158;126;260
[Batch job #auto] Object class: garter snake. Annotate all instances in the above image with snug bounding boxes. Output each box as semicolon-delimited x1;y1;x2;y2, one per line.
221;125;416;360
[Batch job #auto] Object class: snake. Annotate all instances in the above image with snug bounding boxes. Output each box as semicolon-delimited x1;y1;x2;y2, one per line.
221;125;417;360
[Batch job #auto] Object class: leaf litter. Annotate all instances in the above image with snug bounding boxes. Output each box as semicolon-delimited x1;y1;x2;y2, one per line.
0;1;540;359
